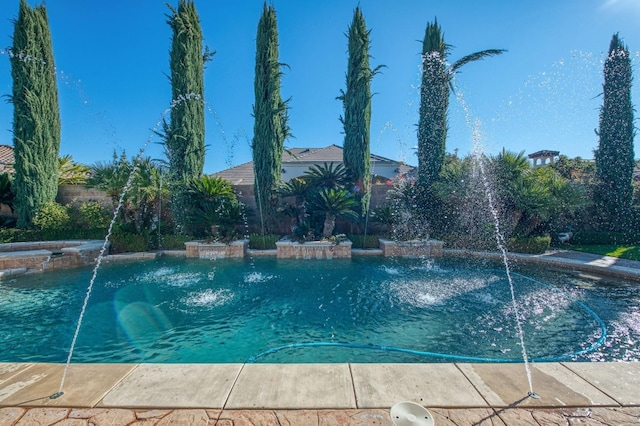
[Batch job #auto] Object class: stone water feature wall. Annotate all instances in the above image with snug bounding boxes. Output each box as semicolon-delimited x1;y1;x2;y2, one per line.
378;238;444;257
276;240;352;259
185;240;248;259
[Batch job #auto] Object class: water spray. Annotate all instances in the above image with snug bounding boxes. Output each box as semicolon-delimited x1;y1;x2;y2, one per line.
453;86;537;397
53;93;203;398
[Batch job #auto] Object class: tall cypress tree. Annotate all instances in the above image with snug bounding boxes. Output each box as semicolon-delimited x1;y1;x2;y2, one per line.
594;34;635;232
252;3;290;230
165;0;210;183
10;0;61;228
338;6;382;217
417;18;504;190
417;19;450;192
165;0;211;232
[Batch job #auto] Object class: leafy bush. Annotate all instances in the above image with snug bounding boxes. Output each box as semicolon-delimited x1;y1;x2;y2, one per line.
73;201;112;229
507;236;550;254
42;228;108;241
249;233;280;250
0;215;16;228
33;201;71;231
347;234;380;249
0;227;108;243
159;233;193;250
0;228;37;243
109;231;150;253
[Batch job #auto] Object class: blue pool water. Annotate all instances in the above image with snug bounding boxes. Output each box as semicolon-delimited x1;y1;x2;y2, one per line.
0;256;638;363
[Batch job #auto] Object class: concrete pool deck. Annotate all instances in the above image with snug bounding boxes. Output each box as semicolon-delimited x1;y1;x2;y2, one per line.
0;362;639;424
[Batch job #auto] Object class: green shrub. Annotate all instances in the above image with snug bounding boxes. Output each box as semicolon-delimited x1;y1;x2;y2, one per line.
0;228;37;243
109;232;150;253
33;201;71;231
0;226;109;243
41;228;108;241
507;236;550;254
347;234;380;249
249;233;280;250
159;233;193;250
74;201;112;229
0;215;16;228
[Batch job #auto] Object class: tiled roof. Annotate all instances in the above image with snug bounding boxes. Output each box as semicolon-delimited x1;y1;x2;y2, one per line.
213;145;410;185
213;161;255;185
0;145;14;174
283;144;397;163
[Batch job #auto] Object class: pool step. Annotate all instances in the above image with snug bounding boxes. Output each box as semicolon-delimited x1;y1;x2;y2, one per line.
0;267;28;279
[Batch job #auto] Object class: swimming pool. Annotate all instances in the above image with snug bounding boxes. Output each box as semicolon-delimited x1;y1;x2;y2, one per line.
0;256;637;363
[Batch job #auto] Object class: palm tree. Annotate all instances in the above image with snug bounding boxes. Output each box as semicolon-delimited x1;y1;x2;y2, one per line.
371;204;393;235
308;188;358;238
186;175;241;239
87;152;133;203
187;175;235;201
303;162;348;191
129;158;170;233
417;18;505;189
59;155;90;185
488;149;585;238
278;177;311;228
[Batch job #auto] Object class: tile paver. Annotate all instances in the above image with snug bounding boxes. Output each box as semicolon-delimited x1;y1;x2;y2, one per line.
226;364;356;409
457;362;620;408
99;364;242;408
456;363;618;408
0;365;32;386
0;364;135;408
562;362;640;406
350;363;487;408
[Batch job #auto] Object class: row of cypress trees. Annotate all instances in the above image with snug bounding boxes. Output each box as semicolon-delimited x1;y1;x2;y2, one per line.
9;1;635;236
416;23;635;235
253;5;380;231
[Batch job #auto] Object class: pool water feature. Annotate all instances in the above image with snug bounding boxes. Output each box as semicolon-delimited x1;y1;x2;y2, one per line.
0;256;636;364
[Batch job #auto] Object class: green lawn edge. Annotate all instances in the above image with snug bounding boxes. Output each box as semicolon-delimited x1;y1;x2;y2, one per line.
566;244;640;262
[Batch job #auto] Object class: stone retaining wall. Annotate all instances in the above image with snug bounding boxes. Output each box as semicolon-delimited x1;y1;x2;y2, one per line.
0;240;106;276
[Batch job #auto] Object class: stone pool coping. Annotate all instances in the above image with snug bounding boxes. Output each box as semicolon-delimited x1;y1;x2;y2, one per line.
0;362;638;424
2;239;640;282
0;240;106;278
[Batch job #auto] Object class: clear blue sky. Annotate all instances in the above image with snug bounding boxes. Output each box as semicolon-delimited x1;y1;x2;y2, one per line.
1;0;639;174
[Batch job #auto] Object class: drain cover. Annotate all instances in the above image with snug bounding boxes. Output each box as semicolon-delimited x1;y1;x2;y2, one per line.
390;401;434;426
